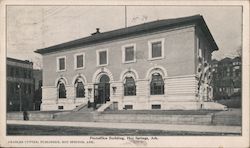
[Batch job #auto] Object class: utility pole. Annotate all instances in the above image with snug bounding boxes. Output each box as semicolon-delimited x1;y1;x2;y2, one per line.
18;83;22;111
125;5;127;27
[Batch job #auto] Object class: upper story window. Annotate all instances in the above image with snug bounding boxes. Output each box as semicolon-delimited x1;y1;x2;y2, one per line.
148;38;165;60
15;67;19;77
74;53;85;69
96;49;108;66
122;44;136;63
57;56;66;72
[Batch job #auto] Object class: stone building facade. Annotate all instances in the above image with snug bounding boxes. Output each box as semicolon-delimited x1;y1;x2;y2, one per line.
211;57;241;99
35;15;223;111
7;57;34;111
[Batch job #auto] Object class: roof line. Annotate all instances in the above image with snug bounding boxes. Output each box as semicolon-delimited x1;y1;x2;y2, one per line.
35;15;218;54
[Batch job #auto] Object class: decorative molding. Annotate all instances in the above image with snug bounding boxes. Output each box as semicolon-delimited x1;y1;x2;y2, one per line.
54;77;68;86
119;68;139;82
92;67;114;83
72;74;87;85
145;65;168;80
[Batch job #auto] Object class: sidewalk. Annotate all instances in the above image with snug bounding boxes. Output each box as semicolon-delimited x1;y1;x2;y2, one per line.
7;120;241;134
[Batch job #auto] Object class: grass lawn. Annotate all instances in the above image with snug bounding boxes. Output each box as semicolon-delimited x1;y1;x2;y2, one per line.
7;124;239;136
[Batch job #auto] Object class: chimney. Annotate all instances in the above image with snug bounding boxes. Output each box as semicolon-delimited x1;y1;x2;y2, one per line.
91;28;100;35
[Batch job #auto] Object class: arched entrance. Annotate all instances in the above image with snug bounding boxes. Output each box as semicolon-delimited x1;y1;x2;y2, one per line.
94;74;110;105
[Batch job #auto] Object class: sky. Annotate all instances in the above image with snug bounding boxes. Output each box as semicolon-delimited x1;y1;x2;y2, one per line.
7;5;242;69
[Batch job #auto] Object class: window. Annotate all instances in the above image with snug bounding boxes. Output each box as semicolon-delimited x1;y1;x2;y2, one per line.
124;105;133;110
124;77;136;96
58;106;64;109
15;67;19;77
152;104;161;109
74;53;85;69
10;67;14;77
57;56;66;71
58;82;66;98
152;42;162;58
10;83;15;94
27;70;31;78
23;69;27;78
148;38;165;60
97;49;108;66
122;44;136;63
23;84;27;94
75;81;85;98
28;84;32;94
150;73;164;95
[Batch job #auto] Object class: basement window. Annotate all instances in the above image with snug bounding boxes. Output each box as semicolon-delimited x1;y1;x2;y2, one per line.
124;105;133;110
58;106;64;110
151;104;161;109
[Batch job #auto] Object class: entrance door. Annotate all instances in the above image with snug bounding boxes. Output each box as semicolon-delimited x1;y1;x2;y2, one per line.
94;75;110;104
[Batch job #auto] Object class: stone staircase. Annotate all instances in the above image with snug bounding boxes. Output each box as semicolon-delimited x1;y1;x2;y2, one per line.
72;103;88;112
53;105;94;122
97;101;113;112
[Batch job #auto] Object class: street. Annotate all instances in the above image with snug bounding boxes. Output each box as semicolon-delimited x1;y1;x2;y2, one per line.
7;124;240;136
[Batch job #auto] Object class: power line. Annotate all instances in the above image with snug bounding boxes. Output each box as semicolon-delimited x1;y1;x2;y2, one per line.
35;6;68;24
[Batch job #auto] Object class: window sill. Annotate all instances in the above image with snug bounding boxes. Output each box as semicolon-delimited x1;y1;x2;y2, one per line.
97;64;108;67
75;97;86;99
58;98;67;99
148;56;164;61
56;69;66;72
74;67;85;70
150;94;165;96
123;60;136;64
124;95;136;97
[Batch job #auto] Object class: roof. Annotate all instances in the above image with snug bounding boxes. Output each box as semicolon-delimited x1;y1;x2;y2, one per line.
7;57;33;64
220;57;233;64
35;15;218;54
232;56;241;62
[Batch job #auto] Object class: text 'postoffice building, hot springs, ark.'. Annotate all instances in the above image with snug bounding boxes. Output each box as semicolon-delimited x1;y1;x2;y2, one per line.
35;15;226;111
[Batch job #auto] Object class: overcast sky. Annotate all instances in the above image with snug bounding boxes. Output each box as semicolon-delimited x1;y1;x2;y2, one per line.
7;5;242;69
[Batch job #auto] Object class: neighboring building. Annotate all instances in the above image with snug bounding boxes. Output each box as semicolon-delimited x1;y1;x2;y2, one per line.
33;69;42;110
7;57;34;111
35;15;220;111
211;57;241;99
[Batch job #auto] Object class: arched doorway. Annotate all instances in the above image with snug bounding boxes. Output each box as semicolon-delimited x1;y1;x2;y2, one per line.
94;74;110;104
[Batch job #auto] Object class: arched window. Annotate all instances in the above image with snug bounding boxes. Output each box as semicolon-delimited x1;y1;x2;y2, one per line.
124;77;136;96
100;74;110;83
150;73;164;95
58;81;66;98
76;80;85;98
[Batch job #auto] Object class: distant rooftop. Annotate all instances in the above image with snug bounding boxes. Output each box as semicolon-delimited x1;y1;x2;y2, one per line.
35;14;218;54
7;57;33;64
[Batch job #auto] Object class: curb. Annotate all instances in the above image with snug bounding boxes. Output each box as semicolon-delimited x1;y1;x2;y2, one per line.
7;120;241;134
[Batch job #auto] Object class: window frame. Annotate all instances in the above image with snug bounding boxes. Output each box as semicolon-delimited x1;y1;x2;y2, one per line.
74;53;85;70
58;81;67;99
56;56;66;72
122;43;136;64
96;48;109;67
148;38;165;60
124;77;136;96
75;80;85;98
150;73;165;95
